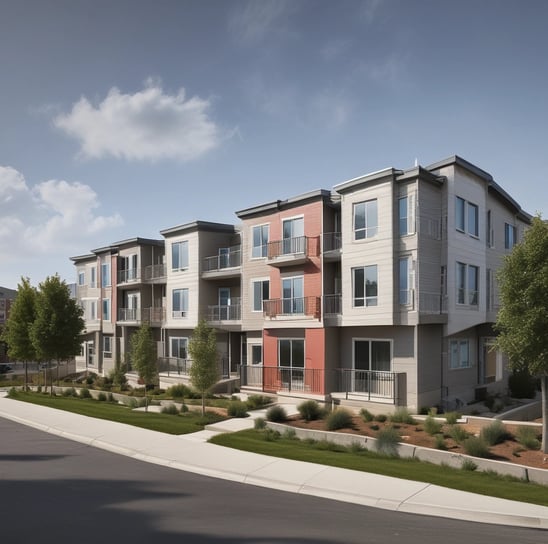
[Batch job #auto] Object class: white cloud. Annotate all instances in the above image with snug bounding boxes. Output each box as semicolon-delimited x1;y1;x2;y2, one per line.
0;166;123;260
361;0;384;24
54;83;222;162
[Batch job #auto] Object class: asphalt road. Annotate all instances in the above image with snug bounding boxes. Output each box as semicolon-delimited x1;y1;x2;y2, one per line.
0;418;544;544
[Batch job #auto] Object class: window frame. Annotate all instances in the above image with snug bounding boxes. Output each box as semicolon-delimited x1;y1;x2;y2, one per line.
352;338;392;372
78;271;85;286
449;339;471;369
399;257;414;305
103;336;112;358
504;223;516;250
102;298;111;321
170;337;188;359
455;196;479;238
252;278;270;312
352;265;378;307
456;262;479;306
172;288;189;318
278;338;305;368
101;262;111;287
398;194;415;236
171;240;189;271
353;199;378;241
251;224;269;259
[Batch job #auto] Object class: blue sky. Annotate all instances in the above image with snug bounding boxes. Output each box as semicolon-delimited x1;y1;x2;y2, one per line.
1;0;547;289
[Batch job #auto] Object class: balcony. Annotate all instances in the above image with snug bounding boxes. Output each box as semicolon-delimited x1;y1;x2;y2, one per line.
117;268;141;285
417;292;448;315
323;232;342;261
332;369;405;405
117;307;165;325
323;294;342;326
263;296;320;320
266;236;319;267
206;300;242;328
240;365;324;394
144;264;167;283
202;246;241;279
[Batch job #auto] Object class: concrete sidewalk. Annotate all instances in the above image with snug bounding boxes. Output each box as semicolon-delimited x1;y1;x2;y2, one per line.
0;394;547;530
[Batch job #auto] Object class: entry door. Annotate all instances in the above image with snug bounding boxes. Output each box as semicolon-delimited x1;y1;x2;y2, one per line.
219;287;230;320
282;277;303;314
282;217;304;254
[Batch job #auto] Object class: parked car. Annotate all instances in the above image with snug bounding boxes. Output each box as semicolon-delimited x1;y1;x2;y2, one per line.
0;364;13;374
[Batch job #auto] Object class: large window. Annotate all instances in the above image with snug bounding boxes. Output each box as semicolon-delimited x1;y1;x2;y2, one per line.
170;337;188;359
278;339;304;368
282;276;304;314
102;298;110;321
456;262;479;305
252;224;269;258
78;271;85;286
172;241;189;271
282;216;304;254
89;300;97;321
101;263;111;287
172;288;189;318
251;345;262;365
398;195;415;236
455;196;479;237
353;199;378;240
399;257;413;305
252;279;269;312
354;339;391;372
450;339;471;369
103;336;112;358
120;254;138;281
504;223;516;249
352;265;378;307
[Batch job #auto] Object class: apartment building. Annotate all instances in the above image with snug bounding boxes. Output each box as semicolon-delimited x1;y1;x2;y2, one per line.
71;156;531;412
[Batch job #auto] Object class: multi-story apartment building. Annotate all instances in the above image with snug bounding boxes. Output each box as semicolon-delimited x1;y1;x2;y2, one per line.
71;156;531;412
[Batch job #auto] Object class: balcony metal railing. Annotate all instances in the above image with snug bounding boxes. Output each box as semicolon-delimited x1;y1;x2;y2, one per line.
117;307;165;323
118;268;140;284
263;296;320;318
417;292;448;314
323;294;342;316
267;236;308;259
144;264;167;281
323;232;342;252
240;365;324;394
158;357;229;379
207;300;241;321
334;369;401;403
202;247;241;272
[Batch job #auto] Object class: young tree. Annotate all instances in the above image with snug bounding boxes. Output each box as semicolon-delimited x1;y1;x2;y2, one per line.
188;319;219;416
129;322;158;411
1;277;37;390
495;215;548;452
30;275;85;394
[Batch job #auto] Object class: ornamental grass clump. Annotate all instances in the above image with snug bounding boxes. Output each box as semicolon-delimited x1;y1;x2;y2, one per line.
375;426;401;457
325;408;354;431
161;404;180;415
423;415;442;436
444;411;461;425
448;424;469;445
359;408;374;422
227;400;249;418
480;420;510;446
389;408;416;425
462;436;490;458
297;399;324;421
516;426;541;450
266;405;287;423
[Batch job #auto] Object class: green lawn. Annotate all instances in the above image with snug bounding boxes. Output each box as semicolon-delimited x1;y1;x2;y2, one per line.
7;391;225;435
210;428;548;507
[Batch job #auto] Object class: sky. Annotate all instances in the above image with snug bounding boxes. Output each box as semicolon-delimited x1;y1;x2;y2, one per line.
1;0;547;290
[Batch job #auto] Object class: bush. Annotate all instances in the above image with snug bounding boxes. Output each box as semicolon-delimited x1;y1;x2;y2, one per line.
180;403;189;413
245;395;272;410
369;424;380;431
227;400;248;418
161;404;179;415
297;400;324;421
423;415;442;435
374;414;387;423
389;408;416;425
480;420;509;446
516;426;541;450
97;392;107;402
283;427;298;440
263;428;281;441
375;427;401;457
62;387;77;397
434;434;447;450
448;425;469;444
325;408;354;431
254;417;267;430
349;441;365;453
266;405;287;423
444;412;460;425
508;370;539;399
462;436;490;458
461;459;478;471
79;387;92;399
359;408;374;422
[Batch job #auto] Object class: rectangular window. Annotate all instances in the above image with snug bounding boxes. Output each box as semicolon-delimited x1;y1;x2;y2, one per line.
486;210;494;248
353;265;378;307
456;262;479;306
103;336;112;358
170;337;188;359
399;257;413;305
353;199;378;240
504;223;516;249
101;263;111;287
278;339;305;368
78;271;85;286
90;300;97;321
398;195;415;236
252;279;269;312
455;196;479;237
251;345;262;365
102;298;110;321
252;224;269;258
121;254;138;281
282;276;304;314
354;339;391;372
450;339;471;369
172;241;189;271
282;217;304;254
172;288;189;318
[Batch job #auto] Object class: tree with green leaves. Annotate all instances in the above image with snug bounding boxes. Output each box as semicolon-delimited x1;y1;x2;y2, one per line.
1;277;37;390
188;319;219;416
30;275;85;394
495;215;548;453
129;322;158;411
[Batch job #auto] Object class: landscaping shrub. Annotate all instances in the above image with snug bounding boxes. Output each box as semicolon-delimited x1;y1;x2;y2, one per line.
516;426;541;450
263;428;281;441
434;434;447;450
389;408;416;425
227;400;248;418
374;413;387;422
254;417;266;430
444;411;460;425
325;408;354;431
369;424;379;431
480;420;510;446
461;459;478;471
297;400;324;421
375;426;401;457
462;436;490;458
180;403;189;413
62;387;77;397
359;408;374;422
423;415;442;435
448;425;469;444
166;384;189;398
283;427;297;440
97;392;107;402
266;405;287;422
349;441;365;453
161;404;180;415
245;395;272;410
79;387;92;399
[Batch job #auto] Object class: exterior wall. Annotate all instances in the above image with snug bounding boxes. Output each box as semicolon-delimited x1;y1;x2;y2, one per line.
415;324;444;411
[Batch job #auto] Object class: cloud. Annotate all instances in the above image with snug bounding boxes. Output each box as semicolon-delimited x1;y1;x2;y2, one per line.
361;0;384;24
0;166;123;260
54;82;222;162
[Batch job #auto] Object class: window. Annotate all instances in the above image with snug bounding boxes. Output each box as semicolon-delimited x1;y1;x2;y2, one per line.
252;279;269;312
121;254;138;281
172;241;189;271
251;345;262;365
103;336;112;358
170;337;188;359
450;339;471;369
504;223;516;249
278;339;304;368
354;339;391;372
455;197;479;237
486;210;494;248
282;217;304;254
352;265;378;307
102;298;110;321
252;224;269;258
282;276;304;314
398;195;415;236
353;199;378;240
101;263;111;287
172;288;189;318
90;300;97;320
399;257;413;305
78;271;85;286
456;262;479;305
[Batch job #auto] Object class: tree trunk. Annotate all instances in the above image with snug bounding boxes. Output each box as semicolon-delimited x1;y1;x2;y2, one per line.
541;374;548;454
24;361;28;392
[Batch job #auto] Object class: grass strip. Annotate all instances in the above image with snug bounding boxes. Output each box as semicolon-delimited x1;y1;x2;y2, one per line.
7;391;224;435
209;429;548;507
